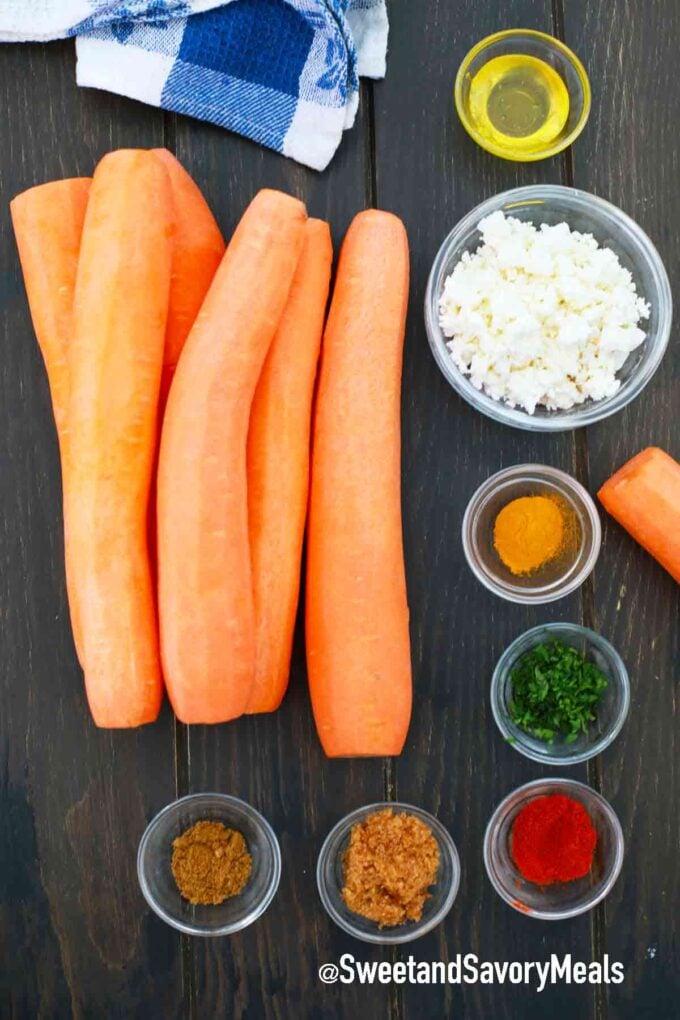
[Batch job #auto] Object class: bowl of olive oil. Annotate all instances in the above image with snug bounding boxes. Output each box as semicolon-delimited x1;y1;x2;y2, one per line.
455;29;591;162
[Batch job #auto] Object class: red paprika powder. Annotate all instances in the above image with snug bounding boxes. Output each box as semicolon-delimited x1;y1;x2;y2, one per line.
511;794;597;885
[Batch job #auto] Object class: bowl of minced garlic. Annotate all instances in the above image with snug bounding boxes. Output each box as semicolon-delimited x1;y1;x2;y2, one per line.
317;804;460;944
137;794;281;936
462;463;602;604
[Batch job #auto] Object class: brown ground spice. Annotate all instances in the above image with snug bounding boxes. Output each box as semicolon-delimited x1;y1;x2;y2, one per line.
341;809;440;927
171;820;252;905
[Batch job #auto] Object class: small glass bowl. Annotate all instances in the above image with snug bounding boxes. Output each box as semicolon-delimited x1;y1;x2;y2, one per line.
491;623;630;765
425;185;672;431
454;29;591;162
462;464;601;604
484;778;624;920
137;793;281;937
317;802;460;944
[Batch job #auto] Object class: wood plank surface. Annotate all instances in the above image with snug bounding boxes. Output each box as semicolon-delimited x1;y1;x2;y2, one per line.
168;103;390;1019
1;1;679;1017
562;2;680;1017
0;42;184;1020
371;2;597;1017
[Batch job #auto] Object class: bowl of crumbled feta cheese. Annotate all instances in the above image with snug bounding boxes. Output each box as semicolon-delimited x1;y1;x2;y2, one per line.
425;185;672;430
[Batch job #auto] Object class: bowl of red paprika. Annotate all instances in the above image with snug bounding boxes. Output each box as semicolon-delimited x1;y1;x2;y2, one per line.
483;778;624;919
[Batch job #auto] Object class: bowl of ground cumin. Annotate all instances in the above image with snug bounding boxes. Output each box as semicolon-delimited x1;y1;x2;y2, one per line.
317;803;460;944
137;793;281;936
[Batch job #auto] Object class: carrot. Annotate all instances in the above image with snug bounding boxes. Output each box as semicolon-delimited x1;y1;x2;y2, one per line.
246;218;333;714
10;177;92;663
146;151;225;580
305;209;412;757
598;447;680;583
66;150;173;727
10;178;91;446
158;189;307;724
151;149;225;407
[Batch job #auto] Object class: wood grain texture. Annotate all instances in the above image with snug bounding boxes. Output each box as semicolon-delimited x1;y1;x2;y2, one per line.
1;0;679;1016
563;2;680;1017
372;1;598;1017
168;97;391;1019
0;42;183;1019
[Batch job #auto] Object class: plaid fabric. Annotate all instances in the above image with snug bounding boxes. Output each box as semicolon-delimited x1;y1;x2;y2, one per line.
0;0;388;170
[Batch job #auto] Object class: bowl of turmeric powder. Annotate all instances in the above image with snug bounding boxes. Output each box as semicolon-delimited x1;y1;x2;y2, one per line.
462;463;601;603
137;793;281;936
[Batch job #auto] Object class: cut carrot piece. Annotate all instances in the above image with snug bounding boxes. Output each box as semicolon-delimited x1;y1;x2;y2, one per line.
246;218;333;714
10;177;92;662
598;447;680;583
158;189;307;724
306;209;412;757
151;149;225;408
66;150;173;727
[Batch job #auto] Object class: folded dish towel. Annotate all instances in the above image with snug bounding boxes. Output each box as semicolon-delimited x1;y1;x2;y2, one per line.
0;0;388;170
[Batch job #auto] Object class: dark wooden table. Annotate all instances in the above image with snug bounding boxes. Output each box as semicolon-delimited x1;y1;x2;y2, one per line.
1;2;679;1018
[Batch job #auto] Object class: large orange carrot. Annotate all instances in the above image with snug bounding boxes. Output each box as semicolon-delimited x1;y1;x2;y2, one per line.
10;177;92;663
147;151;225;578
10;178;91;447
66;150;172;727
151;149;225;407
305;210;412;757
158;189;307;724
598;447;680;583
246;218;333;714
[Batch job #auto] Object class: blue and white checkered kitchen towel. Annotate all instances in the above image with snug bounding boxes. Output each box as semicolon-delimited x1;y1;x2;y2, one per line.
0;0;388;170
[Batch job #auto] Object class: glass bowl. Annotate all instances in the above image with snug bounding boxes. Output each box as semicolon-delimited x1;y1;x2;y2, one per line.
316;802;460;944
484;778;624;920
425;185;672;431
454;29;591;161
137;793;281;937
491;623;630;765
462;464;601;603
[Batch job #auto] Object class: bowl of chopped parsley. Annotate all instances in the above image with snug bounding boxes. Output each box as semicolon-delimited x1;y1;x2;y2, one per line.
491;623;630;765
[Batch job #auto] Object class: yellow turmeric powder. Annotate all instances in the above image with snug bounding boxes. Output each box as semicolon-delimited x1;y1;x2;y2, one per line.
494;495;566;576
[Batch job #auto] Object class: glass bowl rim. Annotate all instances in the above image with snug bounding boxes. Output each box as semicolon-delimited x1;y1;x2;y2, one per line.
424;184;673;432
316;800;461;944
454;28;592;161
461;463;602;604
490;622;631;764
137;792;282;937
483;777;625;920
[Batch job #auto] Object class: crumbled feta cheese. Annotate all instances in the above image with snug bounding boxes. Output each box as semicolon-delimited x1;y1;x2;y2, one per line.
438;211;650;414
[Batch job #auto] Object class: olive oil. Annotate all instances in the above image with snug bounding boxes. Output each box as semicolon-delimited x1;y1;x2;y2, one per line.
467;54;570;156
